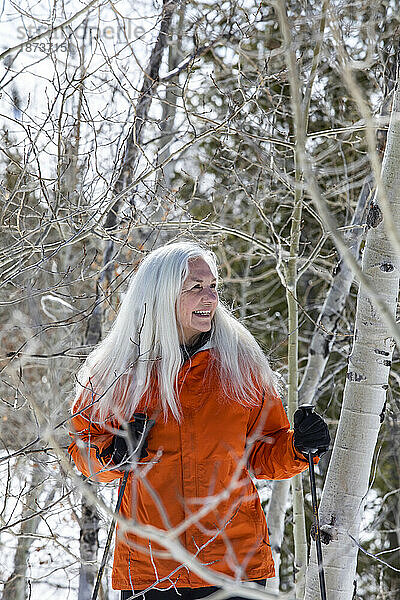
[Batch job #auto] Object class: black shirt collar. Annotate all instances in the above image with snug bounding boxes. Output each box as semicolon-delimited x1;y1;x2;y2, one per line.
180;330;212;363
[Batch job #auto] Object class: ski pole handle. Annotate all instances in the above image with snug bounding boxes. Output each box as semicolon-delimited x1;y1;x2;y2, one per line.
297;404;319;455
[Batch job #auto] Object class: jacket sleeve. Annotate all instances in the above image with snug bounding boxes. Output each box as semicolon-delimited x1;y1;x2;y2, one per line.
246;389;317;480
67;388;124;483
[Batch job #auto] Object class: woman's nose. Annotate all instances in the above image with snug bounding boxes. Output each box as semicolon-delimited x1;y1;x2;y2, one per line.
202;287;217;301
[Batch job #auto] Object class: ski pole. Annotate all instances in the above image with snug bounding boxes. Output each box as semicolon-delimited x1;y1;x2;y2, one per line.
91;469;129;600
298;404;327;600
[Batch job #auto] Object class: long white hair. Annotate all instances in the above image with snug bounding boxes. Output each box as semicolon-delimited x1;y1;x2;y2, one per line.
73;241;277;422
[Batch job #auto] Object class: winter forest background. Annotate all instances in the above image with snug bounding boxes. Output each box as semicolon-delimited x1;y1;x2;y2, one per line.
0;0;399;598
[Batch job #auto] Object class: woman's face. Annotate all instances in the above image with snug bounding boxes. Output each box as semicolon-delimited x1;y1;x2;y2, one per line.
177;257;218;345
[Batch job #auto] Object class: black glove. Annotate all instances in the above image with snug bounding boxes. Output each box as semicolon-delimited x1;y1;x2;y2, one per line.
108;413;155;468
293;407;330;457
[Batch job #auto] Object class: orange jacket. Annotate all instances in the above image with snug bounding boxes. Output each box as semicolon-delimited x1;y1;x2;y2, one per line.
68;349;312;591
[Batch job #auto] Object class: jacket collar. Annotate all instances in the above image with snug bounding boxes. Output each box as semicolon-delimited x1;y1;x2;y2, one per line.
180;330;213;363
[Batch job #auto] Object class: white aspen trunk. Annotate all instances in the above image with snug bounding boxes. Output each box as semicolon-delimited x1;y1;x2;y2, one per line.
266;478;290;595
78;481;100;600
305;83;400;600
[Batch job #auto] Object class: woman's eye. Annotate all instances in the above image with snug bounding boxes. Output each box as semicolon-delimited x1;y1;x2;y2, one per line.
190;283;217;291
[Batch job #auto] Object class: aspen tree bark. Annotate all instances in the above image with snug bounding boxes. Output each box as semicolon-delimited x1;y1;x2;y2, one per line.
78;481;100;600
305;82;400;600
266;479;290;595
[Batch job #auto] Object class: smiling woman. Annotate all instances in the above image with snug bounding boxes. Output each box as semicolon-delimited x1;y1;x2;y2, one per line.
68;240;329;600
178;257;218;344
